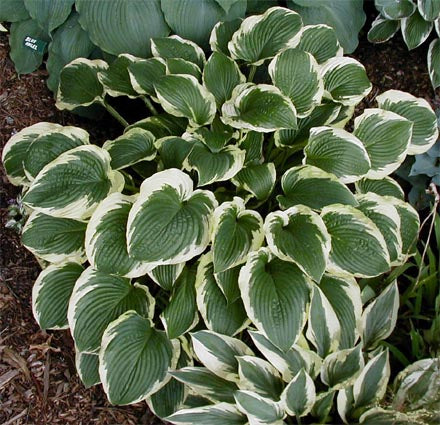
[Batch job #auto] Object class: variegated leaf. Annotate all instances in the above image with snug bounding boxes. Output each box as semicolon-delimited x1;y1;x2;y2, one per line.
97;54;138;98
278;165;357;210
235;390;285;423
367;15;400;43
23;126;89;180
321;345;364;390
418;0;440;21
147;339;191;418
191;330;254;382
203;51;246;107
221;83;298;132
210;18;242;56
215;265;242;304
269;47;323;118
388;197;420;257
228;7;302;65
56;58;107;110
75;350;100;388
355;193;402;264
103;128;156;170
126;113;187;138
321;204;390;278
85;193;153;278
353;108;413;178
155;74;216;127
99;311;175;405
304;126;371;183
311;390;335;423
321;57;372;106
156;136;193;169
32;262;84;330
355;177;405;200
353;349;390;409
239;248;312;351
184;139;245;186
232;163;276;201
281;369;316;417
22;211;86;264
151;35;206;68
2;122;63;186
248;330;322;382
393;357;440;411
274;102;342;148
196;254;249;337
376;0;416;19
161;267;198;339
148;263;186;291
401;9;433;50
306;285;341;358
264;205;330;282
237;355;284;400
362;281;399;350
67;267;154;353
212;197;264;273
22;145;124;220
127;169;217;264
128;57;166;97
319;274;362;349
171;367;238;403
167;403;247;425
428;38;440;89
376;89;439;154
238;131;264;165
289;24;343;64
166;58;202;80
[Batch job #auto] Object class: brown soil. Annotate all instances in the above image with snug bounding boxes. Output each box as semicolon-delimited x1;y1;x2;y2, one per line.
0;16;439;425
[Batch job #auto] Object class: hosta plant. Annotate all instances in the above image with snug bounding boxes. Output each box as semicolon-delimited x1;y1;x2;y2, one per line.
2;7;439;424
368;0;440;89
0;0;364;93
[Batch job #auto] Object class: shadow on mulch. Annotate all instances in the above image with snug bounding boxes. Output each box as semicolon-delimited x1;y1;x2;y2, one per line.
0;10;439;425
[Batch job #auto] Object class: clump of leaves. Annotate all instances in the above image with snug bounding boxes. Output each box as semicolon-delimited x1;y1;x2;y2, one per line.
368;0;440;89
2;7;439;424
0;0;364;94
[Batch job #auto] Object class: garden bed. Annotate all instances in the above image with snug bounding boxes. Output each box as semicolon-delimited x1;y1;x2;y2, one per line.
0;16;438;425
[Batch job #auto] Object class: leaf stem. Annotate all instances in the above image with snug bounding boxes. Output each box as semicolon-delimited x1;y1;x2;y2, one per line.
142;96;159;115
248;64;257;82
124;183;139;194
103;100;129;127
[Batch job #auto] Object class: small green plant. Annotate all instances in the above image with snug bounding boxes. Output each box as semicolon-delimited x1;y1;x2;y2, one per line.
4;195;27;233
2;7;439;424
368;0;440;89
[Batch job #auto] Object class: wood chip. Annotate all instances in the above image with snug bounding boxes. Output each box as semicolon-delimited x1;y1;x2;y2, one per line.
0;369;19;389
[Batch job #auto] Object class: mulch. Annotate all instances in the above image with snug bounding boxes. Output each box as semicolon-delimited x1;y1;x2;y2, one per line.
0;14;439;425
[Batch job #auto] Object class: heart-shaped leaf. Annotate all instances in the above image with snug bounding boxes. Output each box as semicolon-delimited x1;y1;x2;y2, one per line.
22;145;124;220
265;205;330;282
99;311;175;405
127;169;217;264
229;6;302;65
239;248;312;351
